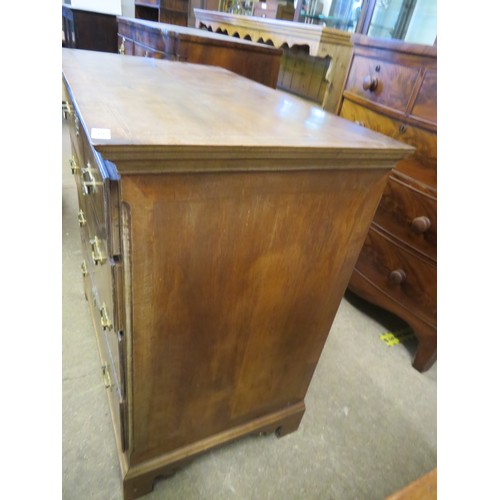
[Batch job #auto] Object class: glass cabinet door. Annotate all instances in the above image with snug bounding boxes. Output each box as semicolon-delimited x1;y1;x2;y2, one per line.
366;0;436;44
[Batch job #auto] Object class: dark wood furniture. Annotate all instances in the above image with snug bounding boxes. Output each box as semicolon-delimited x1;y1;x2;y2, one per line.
62;5;118;52
134;0;191;27
337;35;437;372
62;48;411;499
117;16;282;88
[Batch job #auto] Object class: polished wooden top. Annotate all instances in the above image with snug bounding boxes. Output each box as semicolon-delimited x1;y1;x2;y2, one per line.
62;48;412;170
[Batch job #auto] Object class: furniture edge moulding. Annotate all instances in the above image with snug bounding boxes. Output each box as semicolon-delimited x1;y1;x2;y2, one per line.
91;144;413;174
193;8;352;58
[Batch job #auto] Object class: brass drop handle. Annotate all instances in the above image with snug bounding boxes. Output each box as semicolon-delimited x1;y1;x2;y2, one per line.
74;115;80;136
389;269;406;285
69;156;79;174
62;100;72;119
411;216;431;233
119;37;125;55
100;303;112;330
81;165;96;196
102;364;111;388
90;236;106;265
78;209;87;226
362;75;378;92
81;260;88;277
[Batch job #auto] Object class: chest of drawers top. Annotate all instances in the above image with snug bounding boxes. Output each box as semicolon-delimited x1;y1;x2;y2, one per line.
62;48;411;172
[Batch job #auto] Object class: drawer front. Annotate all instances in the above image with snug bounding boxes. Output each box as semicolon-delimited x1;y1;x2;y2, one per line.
373;176;436;260
85;271;127;450
339;99;436;187
344;54;419;113
80;225;124;402
133;26;164;52
133;41;165;59
355;227;436;326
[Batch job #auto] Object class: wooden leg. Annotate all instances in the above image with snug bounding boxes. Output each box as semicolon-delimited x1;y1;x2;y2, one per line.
123;474;156;500
123;465;182;500
412;334;437;373
347;274;437;372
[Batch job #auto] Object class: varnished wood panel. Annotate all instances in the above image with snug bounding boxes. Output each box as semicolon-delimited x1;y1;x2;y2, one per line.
121;168;390;463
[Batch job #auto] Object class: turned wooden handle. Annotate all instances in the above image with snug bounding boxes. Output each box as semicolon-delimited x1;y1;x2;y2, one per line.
362;75;378;92
411;216;431;233
389;269;406;285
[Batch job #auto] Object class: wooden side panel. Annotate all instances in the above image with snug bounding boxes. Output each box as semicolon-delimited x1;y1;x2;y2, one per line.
121;168;389;463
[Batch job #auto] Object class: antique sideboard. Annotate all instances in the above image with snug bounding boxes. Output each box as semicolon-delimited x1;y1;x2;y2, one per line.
117;16;282;88
337;35;437;372
62;48;411;499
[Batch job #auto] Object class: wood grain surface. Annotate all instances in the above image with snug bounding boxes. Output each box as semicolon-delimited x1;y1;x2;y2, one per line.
62;48;412;166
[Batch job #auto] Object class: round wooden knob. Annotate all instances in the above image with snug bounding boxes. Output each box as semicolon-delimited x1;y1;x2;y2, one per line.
389;269;406;285
411;216;431;233
362;75;378;92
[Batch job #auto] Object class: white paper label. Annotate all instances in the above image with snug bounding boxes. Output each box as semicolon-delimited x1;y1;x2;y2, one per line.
91;128;111;140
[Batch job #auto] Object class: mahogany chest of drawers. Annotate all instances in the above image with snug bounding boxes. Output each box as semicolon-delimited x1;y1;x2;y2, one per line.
62;48;411;499
117;16;282;88
338;35;437;372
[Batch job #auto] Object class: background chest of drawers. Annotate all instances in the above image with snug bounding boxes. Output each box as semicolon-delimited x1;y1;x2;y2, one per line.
62;48;410;499
117;16;282;88
337;35;437;372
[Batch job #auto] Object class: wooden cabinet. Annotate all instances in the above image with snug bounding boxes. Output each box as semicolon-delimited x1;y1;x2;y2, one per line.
117;17;282;88
194;9;354;112
62;5;118;52
338;35;437;372
62;48;411;499
135;0;191;27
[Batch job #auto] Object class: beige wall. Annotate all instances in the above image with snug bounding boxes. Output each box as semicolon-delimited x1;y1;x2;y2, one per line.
121;0;135;17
